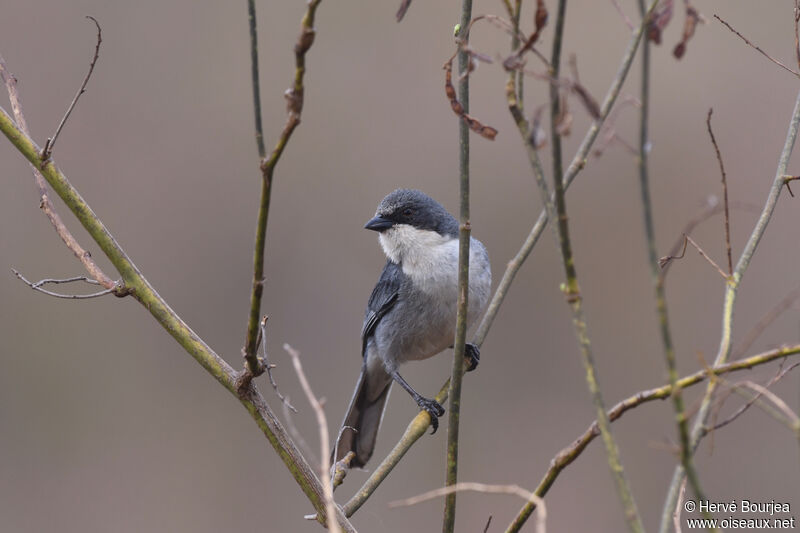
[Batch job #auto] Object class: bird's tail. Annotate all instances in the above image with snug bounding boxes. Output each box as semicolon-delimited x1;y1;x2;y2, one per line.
333;365;392;469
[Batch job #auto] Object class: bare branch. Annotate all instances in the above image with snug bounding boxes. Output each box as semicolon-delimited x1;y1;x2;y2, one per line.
714;13;800;78
706;108;733;275
283;344;339;533
391;482;547;533
42;16;102;162
12;269;115;299
259;316;297;412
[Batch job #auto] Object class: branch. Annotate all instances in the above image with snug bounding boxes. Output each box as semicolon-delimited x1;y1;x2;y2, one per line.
545;0;644;529
41;16;102;162
392;482;547;533
506;343;800;532
284;344;340;533
0;55;121;294
659;85;800;533
342;1;660;516
714;14;800;79
635;1;711;524
12;269;115;299
242;0;323;380
0;98;356;533
443;2;475;528
706;108;732;275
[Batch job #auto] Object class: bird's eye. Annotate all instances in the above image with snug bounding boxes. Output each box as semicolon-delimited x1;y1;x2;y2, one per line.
402;208;413;217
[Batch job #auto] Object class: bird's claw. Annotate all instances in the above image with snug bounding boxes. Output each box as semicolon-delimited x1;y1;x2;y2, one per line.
418;397;445;434
465;343;480;372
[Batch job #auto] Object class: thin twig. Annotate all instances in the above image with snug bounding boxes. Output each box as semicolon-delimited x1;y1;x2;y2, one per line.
283;344;340;533
42;16;102;162
0;55;120;293
714;14;800;79
611;0;635;30
663;234;730;280
732;287;800;359
12;269;115;299
242;0;324;379
392;482;547;533
795;0;800;72
706;108;733;275
711;361;800;432
259;316;297;412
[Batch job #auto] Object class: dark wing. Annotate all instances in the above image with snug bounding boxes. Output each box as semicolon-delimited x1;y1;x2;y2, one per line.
361;260;403;358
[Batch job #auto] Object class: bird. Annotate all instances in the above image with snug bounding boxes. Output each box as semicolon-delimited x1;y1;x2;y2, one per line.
333;189;491;469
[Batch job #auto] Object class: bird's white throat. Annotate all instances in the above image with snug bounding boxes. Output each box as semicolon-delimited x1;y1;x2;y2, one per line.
379;225;457;287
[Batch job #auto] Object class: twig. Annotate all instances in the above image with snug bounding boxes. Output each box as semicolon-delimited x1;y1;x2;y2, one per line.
660;234;730;280
484;516;493;533
344;0;660;519
0;55;121;294
12;269;115;299
443;2;475;529
673;478;687;533
41;16;102;163
396;0;412;22
714;14;800;79
392;482;547;533
659;85;800;533
795;0;800;72
259;316;297;412
611;0;635;30
711;361;800;432
242;0;324;379
283;344;340;533
784;174;800;197
706;108;733;275
732;287;800;359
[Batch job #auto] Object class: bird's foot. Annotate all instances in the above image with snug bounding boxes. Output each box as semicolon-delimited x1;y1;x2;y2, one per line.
465;343;480;372
417;397;445;434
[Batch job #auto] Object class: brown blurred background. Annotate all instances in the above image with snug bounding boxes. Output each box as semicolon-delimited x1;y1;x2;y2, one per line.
1;1;799;532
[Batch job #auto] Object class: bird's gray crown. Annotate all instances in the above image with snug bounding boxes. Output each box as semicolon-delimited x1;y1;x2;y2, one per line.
374;189;459;238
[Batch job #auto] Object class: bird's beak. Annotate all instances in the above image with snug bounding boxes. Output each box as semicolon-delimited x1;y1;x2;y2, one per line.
364;216;394;232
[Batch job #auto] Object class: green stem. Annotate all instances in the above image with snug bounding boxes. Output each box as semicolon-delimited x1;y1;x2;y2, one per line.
242;0;321;377
544;1;644;531
634;0;712;525
0;105;355;532
659;87;800;533
443;1;473;530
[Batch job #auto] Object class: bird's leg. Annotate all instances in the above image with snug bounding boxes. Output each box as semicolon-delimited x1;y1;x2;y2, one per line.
449;342;481;372
390;370;445;433
465;343;480;372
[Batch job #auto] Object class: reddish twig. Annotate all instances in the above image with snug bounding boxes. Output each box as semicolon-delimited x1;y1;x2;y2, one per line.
659;234;729;280
41;16;102;163
706;108;733;275
714;14;800;78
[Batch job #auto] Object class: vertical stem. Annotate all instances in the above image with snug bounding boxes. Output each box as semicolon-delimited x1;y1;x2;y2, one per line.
443;1;473;531
635;0;713;524
548;2;644;531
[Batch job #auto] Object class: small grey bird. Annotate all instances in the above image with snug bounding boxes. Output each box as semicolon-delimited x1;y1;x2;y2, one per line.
334;189;491;468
